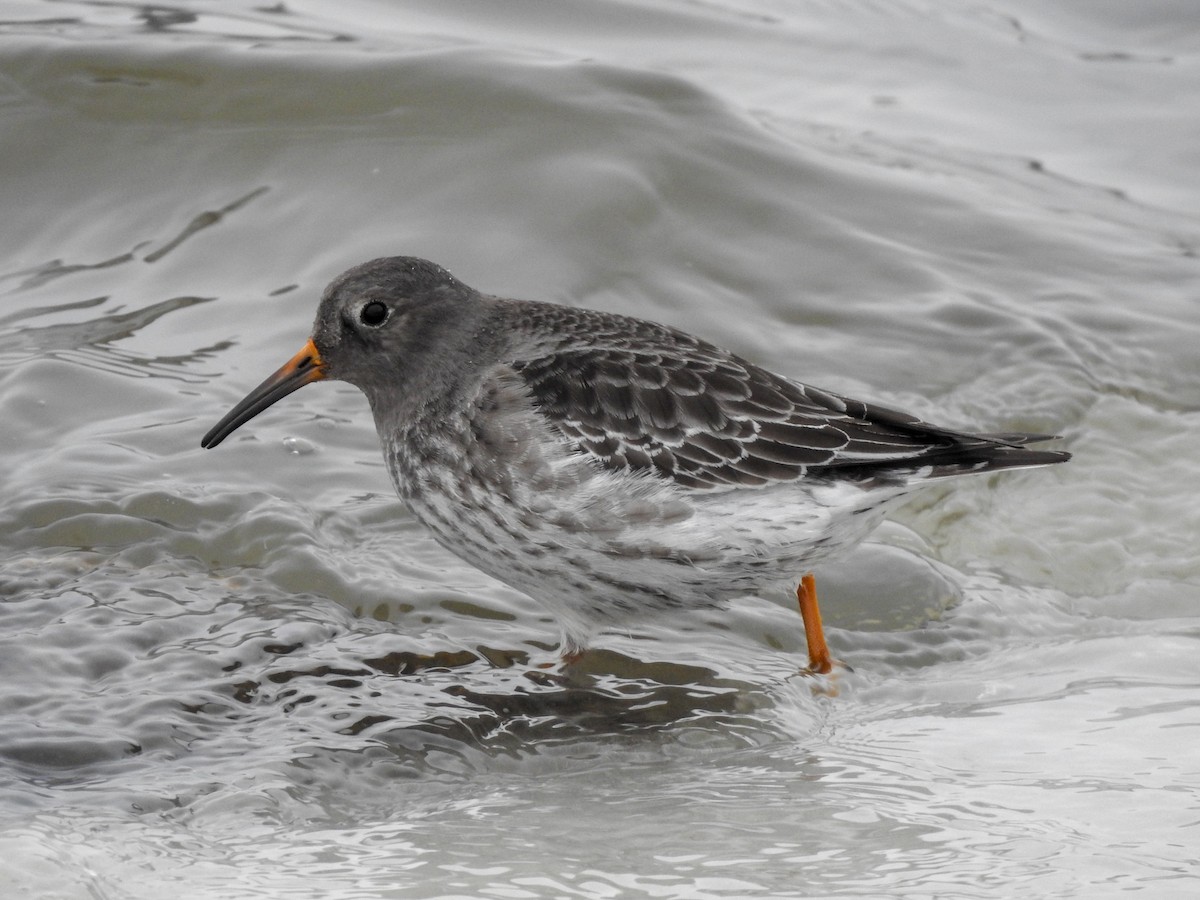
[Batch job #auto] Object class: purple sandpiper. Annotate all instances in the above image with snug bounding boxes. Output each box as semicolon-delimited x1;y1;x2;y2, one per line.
202;257;1069;670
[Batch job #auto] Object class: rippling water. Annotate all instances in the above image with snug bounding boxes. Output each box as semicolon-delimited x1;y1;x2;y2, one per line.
2;1;1198;897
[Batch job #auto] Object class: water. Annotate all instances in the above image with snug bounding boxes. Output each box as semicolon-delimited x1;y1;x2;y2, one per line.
1;1;1198;897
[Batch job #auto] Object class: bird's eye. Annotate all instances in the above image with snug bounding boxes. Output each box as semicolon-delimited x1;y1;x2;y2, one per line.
359;301;389;327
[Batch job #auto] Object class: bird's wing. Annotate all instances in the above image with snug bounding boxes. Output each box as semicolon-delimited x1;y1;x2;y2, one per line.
512;340;1027;491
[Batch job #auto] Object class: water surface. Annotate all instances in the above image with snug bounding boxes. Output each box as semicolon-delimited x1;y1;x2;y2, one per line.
1;1;1198;897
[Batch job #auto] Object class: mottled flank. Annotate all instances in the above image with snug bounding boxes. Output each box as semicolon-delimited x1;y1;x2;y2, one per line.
202;256;1069;651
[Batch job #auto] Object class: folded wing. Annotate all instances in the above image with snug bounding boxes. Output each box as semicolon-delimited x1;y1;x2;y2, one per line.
514;339;1068;491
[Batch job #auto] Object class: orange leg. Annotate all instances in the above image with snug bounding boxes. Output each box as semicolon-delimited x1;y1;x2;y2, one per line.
536;646;586;669
797;572;834;676
561;647;585;666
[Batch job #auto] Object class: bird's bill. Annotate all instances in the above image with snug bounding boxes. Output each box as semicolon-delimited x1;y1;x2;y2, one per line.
200;339;326;449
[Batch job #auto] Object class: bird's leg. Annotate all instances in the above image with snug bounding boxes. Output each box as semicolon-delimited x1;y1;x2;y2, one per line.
797;572;836;676
561;646;586;666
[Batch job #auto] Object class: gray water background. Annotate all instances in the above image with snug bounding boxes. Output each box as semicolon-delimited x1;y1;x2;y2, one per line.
1;1;1198;897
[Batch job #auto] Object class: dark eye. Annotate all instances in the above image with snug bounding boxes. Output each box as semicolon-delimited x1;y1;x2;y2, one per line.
359;301;388;327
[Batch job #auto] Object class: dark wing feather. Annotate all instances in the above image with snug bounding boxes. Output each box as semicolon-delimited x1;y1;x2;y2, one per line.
512;332;1068;491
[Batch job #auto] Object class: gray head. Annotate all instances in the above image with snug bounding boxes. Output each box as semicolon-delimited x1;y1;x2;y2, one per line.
201;256;498;448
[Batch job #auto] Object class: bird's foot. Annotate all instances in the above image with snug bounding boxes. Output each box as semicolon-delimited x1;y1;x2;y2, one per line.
534;645;586;670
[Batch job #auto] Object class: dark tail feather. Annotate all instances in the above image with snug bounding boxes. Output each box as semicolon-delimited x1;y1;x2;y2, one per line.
972;431;1063;448
922;433;1070;479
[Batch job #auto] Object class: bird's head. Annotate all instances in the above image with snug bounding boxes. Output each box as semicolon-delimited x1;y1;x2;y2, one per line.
201;256;493;449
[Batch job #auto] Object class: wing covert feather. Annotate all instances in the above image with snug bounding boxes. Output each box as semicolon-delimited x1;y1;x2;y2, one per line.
513;341;951;490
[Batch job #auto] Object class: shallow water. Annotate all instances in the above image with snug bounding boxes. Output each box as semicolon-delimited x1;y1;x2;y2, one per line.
2;1;1198;897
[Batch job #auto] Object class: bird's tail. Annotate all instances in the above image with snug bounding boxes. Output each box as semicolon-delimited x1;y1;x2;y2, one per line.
918;432;1070;479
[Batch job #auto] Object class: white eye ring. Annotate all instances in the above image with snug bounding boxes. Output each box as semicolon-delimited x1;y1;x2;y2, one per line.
359;301;389;327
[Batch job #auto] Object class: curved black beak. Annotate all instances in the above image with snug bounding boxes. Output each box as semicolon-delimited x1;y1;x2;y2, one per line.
201;339;325;449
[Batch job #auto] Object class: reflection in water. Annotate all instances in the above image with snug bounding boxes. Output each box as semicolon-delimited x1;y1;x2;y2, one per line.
0;251;140;291
0;189;282;378
0;293;225;378
1;188;270;290
143;187;269;263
